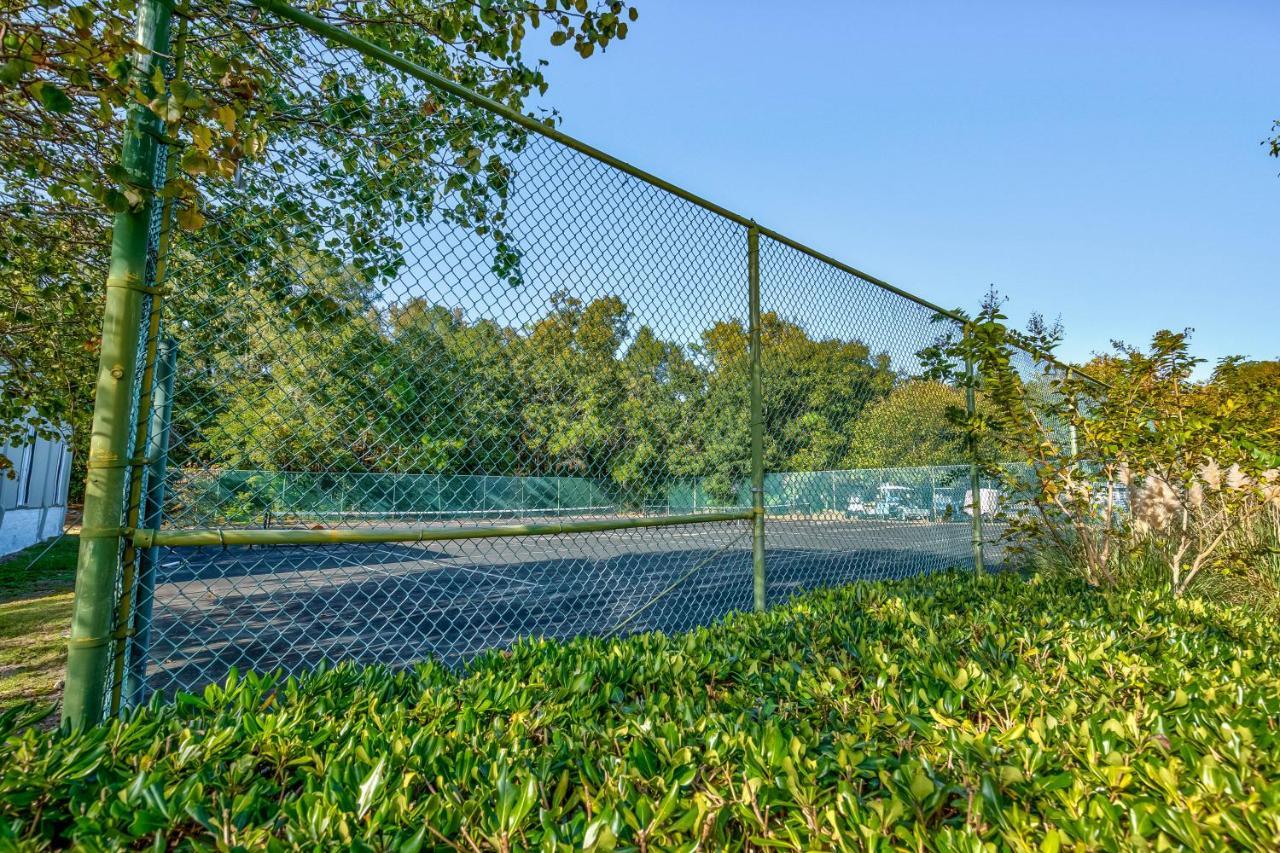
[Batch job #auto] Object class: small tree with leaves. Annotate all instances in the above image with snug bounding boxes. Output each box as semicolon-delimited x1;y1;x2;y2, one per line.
931;295;1280;594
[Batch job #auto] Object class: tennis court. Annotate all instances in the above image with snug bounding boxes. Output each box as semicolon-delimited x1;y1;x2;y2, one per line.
142;513;998;696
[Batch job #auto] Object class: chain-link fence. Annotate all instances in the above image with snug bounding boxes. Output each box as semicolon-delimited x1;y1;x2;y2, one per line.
63;0;1095;721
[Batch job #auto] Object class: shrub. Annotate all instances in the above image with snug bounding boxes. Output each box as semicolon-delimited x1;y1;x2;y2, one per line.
929;292;1280;598
4;572;1280;849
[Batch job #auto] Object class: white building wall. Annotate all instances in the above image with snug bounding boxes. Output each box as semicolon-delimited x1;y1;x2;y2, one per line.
1;424;72;557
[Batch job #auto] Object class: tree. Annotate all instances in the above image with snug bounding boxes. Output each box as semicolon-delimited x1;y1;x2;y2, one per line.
1208;357;1280;468
842;381;970;469
193;252;428;474
945;296;1279;594
688;312;896;502
0;0;639;490
613;325;704;504
518;292;629;478
0;233;97;479
179;270;935;517
1212;358;1280;396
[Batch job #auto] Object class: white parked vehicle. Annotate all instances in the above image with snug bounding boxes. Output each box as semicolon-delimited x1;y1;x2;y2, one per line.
964;488;1000;517
847;483;931;521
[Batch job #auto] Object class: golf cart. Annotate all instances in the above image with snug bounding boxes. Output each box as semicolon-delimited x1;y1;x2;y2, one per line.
846;483;931;521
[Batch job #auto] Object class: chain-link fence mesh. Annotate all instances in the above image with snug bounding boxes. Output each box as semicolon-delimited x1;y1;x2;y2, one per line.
980;345;1102;564
755;238;980;600
137;6;759;697
84;1;1088;706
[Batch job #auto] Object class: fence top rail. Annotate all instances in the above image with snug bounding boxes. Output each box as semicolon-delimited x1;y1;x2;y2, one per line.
248;0;1104;389
133;509;755;548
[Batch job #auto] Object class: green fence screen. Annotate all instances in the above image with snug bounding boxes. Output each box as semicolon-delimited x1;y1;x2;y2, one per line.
175;465;996;524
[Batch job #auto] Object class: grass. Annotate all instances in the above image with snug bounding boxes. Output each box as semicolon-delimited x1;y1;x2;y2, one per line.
0;533;79;601
0;592;72;711
0;534;78;718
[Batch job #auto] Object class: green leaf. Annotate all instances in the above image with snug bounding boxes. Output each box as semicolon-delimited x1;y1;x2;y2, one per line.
176;203;206;231
35;82;74;114
356;758;385;818
0;61;23;85
101;188;129;212
909;769;934;801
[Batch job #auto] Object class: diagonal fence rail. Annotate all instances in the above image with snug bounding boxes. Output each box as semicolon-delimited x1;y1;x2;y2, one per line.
63;0;1096;725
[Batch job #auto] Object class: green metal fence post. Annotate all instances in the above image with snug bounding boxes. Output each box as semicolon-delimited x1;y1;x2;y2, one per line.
63;0;174;728
748;225;766;611
964;341;985;576
124;337;177;708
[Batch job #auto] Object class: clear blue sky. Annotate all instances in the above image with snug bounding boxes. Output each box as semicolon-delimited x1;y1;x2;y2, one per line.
528;0;1278;373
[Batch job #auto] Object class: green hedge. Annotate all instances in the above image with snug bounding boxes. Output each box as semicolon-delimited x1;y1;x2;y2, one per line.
4;573;1280;849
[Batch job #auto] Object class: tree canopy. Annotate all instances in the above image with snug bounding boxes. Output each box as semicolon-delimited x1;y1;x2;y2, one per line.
177;288;940;508
842;382;970;470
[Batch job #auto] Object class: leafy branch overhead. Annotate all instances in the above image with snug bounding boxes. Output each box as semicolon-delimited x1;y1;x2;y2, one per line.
2;0;637;217
0;0;638;483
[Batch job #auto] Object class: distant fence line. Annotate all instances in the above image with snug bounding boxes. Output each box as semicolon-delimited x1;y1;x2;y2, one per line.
176;465;1004;525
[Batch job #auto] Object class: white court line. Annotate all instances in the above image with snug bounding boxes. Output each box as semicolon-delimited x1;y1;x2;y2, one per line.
450;563;539;588
366;553;541;589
